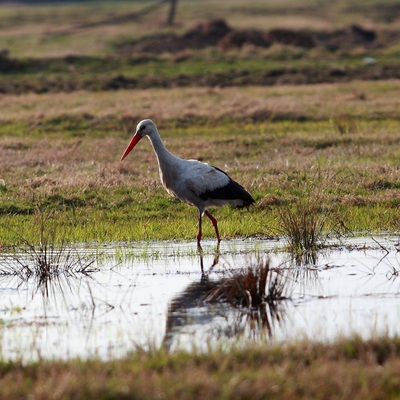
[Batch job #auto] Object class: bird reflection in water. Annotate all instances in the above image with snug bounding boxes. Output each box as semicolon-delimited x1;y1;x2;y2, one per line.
198;243;220;276
163;255;292;351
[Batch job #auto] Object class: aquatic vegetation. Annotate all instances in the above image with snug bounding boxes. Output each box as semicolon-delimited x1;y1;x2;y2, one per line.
279;191;332;258
277;172;349;259
0;209;98;284
279;198;330;255
204;257;291;307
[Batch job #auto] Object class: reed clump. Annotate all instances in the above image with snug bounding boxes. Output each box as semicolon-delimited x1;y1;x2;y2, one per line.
277;176;341;259
279;199;330;255
204;258;290;308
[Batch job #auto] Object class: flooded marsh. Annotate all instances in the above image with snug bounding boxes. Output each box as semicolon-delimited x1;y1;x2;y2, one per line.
0;236;399;362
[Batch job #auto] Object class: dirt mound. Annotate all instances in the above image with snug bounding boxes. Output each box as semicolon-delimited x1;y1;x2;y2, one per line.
313;25;377;51
267;28;316;48
219;30;270;50
117;18;378;54
183;18;232;44
220;28;316;50
131;19;232;53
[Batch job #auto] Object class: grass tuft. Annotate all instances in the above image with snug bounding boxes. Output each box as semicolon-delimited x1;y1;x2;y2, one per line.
279;198;330;256
276;170;352;260
205;257;290;308
0;208;98;293
204;258;292;338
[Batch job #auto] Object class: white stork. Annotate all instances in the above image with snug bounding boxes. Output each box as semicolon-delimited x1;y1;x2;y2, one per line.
121;119;255;247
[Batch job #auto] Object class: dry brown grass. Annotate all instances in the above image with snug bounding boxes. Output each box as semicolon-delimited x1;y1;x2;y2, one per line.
0;137;131;191
1;337;400;399
1;80;400;198
2;81;400;122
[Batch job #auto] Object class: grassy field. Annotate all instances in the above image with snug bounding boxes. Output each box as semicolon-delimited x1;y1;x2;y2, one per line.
0;0;389;57
1;0;400;397
1;82;400;245
1;337;400;399
0;0;399;247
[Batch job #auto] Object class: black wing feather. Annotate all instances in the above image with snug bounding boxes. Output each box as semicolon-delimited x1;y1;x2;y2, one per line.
199;166;255;207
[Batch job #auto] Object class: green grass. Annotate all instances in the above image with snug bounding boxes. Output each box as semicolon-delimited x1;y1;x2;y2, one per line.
1;186;398;246
0;193;266;245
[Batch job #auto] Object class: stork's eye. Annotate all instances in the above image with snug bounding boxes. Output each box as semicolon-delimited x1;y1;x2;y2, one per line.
139;125;146;132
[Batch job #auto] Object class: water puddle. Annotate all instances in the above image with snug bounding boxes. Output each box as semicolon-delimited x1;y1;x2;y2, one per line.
0;236;400;361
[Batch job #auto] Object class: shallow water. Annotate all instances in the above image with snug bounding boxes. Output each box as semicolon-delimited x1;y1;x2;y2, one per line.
0;236;400;361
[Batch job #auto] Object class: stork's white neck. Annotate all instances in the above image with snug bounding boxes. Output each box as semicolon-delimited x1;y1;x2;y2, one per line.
146;131;181;172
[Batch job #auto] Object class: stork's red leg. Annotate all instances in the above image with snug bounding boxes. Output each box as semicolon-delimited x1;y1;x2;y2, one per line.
197;212;203;247
205;210;221;243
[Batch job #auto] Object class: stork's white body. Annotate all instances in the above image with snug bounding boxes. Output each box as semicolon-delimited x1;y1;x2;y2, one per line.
121;119;255;246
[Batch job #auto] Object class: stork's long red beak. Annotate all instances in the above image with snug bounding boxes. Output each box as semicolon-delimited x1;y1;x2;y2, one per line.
121;134;142;161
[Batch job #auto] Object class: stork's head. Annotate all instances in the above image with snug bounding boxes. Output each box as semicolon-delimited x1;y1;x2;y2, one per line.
120;119;157;161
